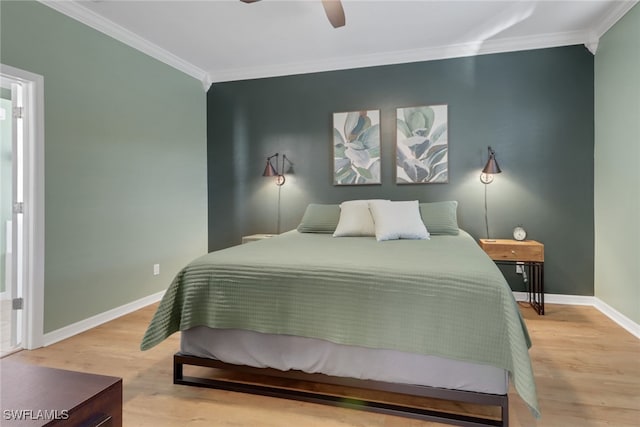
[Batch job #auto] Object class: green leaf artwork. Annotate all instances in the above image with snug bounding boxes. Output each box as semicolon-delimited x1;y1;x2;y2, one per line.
333;110;381;185
396;105;448;184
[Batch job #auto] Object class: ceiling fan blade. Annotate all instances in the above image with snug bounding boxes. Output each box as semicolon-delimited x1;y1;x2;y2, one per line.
321;0;345;28
241;0;345;29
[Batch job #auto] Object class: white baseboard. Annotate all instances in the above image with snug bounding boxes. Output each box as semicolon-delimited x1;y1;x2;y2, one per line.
42;290;165;347
593;298;640;339
40;289;639;347
512;291;595;306
513;291;640;339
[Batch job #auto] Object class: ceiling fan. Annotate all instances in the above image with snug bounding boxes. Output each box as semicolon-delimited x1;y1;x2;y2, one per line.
240;0;346;28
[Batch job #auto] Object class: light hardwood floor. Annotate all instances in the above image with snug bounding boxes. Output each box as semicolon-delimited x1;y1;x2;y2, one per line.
4;303;639;426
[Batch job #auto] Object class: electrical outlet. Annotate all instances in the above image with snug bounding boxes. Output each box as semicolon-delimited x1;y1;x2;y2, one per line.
153;264;160;276
516;262;524;274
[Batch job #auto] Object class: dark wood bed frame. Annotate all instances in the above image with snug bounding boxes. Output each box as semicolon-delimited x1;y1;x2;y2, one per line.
174;353;509;427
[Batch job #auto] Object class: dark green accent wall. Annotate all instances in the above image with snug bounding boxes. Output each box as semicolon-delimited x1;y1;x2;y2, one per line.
208;46;594;296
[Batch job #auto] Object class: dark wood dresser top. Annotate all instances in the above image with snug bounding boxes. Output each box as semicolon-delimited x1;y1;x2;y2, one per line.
1;360;122;426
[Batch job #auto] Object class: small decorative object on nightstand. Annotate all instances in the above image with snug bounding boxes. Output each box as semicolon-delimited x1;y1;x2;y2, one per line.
512;225;527;241
242;234;276;244
479;238;545;315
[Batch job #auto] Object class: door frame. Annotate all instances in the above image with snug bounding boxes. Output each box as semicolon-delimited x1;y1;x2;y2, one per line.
0;64;45;350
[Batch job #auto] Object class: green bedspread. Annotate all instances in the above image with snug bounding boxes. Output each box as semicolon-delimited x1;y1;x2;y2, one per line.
141;230;539;417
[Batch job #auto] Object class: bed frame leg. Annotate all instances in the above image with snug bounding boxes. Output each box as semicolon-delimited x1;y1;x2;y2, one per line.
173;358;183;384
501;398;509;426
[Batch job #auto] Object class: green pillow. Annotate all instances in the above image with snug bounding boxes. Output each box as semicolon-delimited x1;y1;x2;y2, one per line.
297;204;340;233
419;201;459;235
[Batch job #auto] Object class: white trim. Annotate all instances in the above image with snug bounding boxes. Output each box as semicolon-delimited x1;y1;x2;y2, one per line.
591;0;639;39
513;292;640;339
0;64;45;351
211;30;590;83
583;0;638;55
37;290;640;347
42;291;165;347
201;73;213;92
584;31;600;55
25;69;45;351
38;0;207;84
513;291;595;306
35;0;638;84
594;298;640;340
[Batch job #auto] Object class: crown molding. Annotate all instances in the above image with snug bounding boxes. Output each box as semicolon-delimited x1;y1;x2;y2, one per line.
39;0;634;86
584;0;638;54
38;0;207;85
584;31;600;55
592;0;638;39
209;29;590;83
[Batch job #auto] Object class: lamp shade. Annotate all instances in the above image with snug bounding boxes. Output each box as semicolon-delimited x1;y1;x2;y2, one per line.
482;147;502;175
262;159;278;177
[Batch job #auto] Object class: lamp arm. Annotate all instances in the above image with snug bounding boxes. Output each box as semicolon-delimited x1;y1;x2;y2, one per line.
484;184;490;239
281;154;292;172
264;152;290;185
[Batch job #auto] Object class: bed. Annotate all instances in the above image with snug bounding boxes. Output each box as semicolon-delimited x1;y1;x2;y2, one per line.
141;201;539;426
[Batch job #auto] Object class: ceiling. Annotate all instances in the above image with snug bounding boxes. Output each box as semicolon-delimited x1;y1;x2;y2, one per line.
42;0;637;88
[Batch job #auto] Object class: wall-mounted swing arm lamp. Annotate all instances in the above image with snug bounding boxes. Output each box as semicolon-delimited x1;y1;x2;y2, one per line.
480;146;502;240
480;146;502;184
262;153;279;178
262;153;290;186
262;152;293;234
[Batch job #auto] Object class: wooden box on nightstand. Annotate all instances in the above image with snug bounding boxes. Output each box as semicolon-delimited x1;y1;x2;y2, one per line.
479;239;545;315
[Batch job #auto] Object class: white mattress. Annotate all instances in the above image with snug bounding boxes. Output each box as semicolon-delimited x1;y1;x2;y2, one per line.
181;326;508;395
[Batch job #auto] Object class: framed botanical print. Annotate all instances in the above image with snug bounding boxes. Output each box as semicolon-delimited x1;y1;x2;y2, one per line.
396;105;448;184
332;110;381;185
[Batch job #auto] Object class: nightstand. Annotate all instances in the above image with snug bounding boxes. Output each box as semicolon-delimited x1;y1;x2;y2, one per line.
479;239;545;315
242;233;276;244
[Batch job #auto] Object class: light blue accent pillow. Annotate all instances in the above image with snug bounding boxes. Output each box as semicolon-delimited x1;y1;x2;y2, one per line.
419;201;460;235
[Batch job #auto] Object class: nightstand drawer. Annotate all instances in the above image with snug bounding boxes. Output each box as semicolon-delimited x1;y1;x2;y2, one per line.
479;239;544;262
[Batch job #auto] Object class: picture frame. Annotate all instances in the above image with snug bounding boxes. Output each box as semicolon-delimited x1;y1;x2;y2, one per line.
396;105;448;184
332;110;381;185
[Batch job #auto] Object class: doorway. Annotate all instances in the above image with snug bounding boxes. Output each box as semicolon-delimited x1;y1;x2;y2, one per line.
1;75;27;356
0;64;45;354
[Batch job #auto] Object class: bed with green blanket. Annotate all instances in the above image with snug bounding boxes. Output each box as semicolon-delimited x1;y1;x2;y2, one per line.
141;203;538;426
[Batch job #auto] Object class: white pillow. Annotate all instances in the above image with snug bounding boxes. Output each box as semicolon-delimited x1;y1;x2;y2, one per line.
368;200;430;241
333;200;376;237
